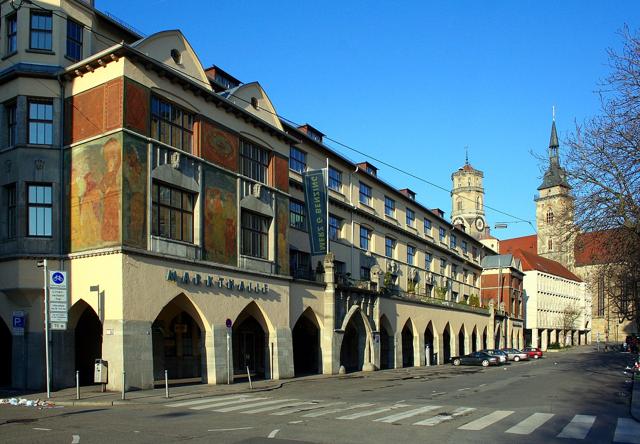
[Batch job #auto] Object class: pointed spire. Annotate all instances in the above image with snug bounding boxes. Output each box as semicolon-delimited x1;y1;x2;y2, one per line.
549;120;559;149
465;145;469;166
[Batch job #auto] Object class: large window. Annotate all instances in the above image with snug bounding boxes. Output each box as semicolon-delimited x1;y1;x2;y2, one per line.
407;245;416;265
290;249;312;279
328;167;342;191
385;236;395;258
66;19;83;61
151;96;194;152
7;14;17;54
425;252;433;270
30;12;53;51
359;182;372;206
439;227;446;243
360;266;371;281
27;184;52;237
329;214;342;240
289;199;306;231
151;182;194;243
28;100;53;145
440;259;447;275
450;233;457;249
6;102;17;147
462;240;468;254
406;208;415;227
289;147;306;173
5;184;16;238
359;226;371;251
451;264;458;280
424;217;432;235
241;211;270;259
384;196;395;217
240;140;269;184
597;276;605;317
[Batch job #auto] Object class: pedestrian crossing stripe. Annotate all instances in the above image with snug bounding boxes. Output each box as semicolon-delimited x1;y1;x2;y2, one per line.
213;398;297;413
190;396;269;410
505;412;554;435
557;415;596;440
374;405;442;423
413;407;476;426
301;402;376;418
458;410;514;430
242;401;315;414
164;394;252;407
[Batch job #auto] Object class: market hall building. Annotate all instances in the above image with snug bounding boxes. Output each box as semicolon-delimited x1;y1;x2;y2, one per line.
0;0;498;392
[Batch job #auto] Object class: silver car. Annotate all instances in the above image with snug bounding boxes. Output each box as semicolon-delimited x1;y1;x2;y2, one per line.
480;349;508;364
501;348;529;362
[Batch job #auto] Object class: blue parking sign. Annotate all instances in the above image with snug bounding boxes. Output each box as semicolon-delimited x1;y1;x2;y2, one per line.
12;311;25;335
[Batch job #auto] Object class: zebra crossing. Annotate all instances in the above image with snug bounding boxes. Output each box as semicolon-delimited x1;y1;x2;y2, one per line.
164;394;640;442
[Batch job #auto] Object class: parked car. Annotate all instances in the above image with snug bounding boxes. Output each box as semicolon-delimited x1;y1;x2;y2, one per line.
451;351;499;367
523;347;544;359
480;349;508;364
501;348;529;362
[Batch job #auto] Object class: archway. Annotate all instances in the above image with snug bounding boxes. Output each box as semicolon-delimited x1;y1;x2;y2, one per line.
0;317;11;387
152;295;205;382
340;311;367;372
443;323;452;363
401;320;415;367
482;327;488;350
424;321;436;365
471;327;478;352
74;305;102;385
233;302;270;379
292;309;320;376
458;325;466;356
379;315;394;370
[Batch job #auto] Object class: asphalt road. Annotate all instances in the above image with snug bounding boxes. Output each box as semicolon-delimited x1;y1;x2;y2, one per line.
1;347;638;444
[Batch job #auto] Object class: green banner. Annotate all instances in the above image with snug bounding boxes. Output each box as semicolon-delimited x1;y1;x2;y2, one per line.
303;169;328;255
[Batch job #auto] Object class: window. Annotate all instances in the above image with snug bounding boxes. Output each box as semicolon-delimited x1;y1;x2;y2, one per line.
240;140;270;184
424;218;432;235
359;182;372;206
407;245;416;265
456;198;463;211
597;276;605;317
548;238;553;251
334;260;346;277
329;214;342;240
289;199;306;231
476;196;482;210
30;12;53;51
439;227;446;242
66;19;83;61
151;96;194;153
151;182;195;242
360;266;371;281
384;196;395;217
5;184;16;238
451;264;458;280
462;240;468;254
440;259;447;275
385;236;395;258
6;102;17;146
7;14;17;54
241;211;270;259
328;167;342;191
406;208;415;227
472;246;478;260
360;226;371;250
27;184;52;237
425;252;432;270
28;100;53;145
450;234;457;249
290;250;312;279
546;209;554;224
289;147;306;173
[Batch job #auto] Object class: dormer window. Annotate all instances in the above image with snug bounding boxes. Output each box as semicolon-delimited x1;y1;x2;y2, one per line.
170;48;182;64
251;97;258;109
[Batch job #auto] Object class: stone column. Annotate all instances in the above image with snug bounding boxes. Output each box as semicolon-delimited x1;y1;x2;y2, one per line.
550;329;557;346
531;328;539;349
272;327;294;379
206;324;231;384
321;254;339;374
394;333;403;368
415;333;425;366
104;319;154;391
541;329;548;351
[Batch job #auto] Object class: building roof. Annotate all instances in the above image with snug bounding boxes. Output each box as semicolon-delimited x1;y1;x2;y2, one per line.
481;254;522;270
538;120;570;190
499;234;537;255
574;229;619;266
513;249;581;282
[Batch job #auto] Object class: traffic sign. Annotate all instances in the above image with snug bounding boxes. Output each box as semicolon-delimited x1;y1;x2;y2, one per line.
225;318;232;329
49;302;68;312
49;292;67;303
50;322;67;331
12;311;25;336
49;271;67;288
49;312;68;322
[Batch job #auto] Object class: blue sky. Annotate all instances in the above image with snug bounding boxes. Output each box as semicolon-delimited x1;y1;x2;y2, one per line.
100;0;639;240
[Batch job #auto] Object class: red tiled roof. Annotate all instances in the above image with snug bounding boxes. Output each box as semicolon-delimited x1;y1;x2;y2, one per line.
574;230;618;266
500;235;538;255
513;249;582;282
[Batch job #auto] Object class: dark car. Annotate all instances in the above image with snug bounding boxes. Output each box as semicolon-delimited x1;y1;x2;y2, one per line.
451;351;499;367
523;347;544;359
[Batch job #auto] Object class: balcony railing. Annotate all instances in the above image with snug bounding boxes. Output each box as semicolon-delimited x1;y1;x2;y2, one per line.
239;255;276;274
291;268;317;281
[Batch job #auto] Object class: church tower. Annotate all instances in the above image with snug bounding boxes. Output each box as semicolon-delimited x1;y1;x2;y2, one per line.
535;118;575;267
451;153;487;239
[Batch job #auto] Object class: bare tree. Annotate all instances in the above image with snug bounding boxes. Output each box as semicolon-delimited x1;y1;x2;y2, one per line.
563;26;640;332
561;304;582;345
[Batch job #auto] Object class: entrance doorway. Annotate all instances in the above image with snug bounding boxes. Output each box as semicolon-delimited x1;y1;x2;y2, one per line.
233;302;270;379
425;322;435;365
0;318;11;387
401;321;414;367
458;326;466;356
75;307;102;385
471;328;478;352
379;315;394;370
340;311;367;372
443;324;451;363
292;309;320;376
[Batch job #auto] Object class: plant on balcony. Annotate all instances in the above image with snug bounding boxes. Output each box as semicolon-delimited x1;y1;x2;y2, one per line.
407;280;417;293
468;294;480;307
434;286;447;300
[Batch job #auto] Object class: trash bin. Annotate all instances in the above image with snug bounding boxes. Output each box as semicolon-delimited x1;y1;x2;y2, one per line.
94;359;108;384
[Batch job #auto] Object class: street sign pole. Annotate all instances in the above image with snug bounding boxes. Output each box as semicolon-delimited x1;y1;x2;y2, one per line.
42;259;51;399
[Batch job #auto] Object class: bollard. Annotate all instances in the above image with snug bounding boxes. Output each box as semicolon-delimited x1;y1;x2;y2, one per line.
121;371;126;400
246;366;253;390
76;371;80;400
165;370;169;399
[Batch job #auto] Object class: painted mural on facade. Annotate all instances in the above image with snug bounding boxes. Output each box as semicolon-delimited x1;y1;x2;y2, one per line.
276;194;289;274
203;165;237;265
69;134;123;251
123;134;148;248
201;121;238;171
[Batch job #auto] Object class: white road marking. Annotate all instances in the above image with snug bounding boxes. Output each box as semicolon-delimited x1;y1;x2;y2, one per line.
214;399;296;413
458;410;514;430
165;394;251;407
191;397;269;411
207;427;254;432
613;418;640;444
337;404;410;420
289;421;303;424
557;415;596;439
267;429;280;439
242;401;314;414
457;387;471;391
374;405;442;423
414;407;477;426
431;392;447;396
272;402;345;416
302;403;375;418
505;412;554;435
33;428;52;431
71;435;80;444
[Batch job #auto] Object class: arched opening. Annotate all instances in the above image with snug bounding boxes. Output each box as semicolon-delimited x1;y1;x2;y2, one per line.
379;315;394;370
74;305;102;385
152;295;205;383
233;302;270;380
482;327;488;350
471;327;478;352
401;320;415;368
292;309;320;376
0;317;12;387
340;311;367;372
458;325;466;356
424;321;436;365
443;323;452;363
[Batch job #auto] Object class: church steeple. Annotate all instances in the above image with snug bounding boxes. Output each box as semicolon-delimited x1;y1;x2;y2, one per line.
549;120;559;164
538;116;569;191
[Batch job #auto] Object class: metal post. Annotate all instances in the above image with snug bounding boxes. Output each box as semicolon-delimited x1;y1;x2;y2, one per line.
76;371;80;400
426;346;431;366
164;370;169;399
121;371;126;400
226;331;231;384
270;342;274;380
246;366;253;390
43;259;51;399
